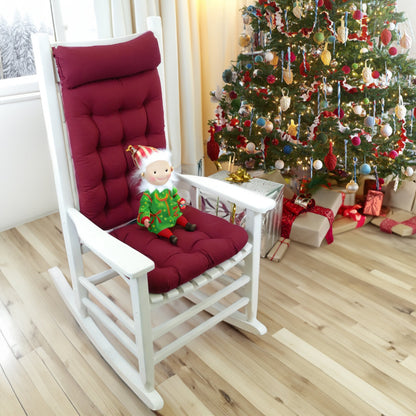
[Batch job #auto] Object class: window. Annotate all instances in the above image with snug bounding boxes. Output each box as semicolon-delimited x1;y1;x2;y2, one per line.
0;0;53;79
0;0;97;81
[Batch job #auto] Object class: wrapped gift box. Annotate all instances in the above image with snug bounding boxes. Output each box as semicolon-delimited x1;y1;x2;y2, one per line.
331;186;356;206
283;187;343;247
261;170;343;247
200;170;284;257
382;179;416;213
371;208;416;237
266;237;290;262
333;214;372;235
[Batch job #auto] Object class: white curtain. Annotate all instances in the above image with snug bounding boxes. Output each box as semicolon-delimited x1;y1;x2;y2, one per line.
93;0;246;175
93;0;133;38
135;0;203;174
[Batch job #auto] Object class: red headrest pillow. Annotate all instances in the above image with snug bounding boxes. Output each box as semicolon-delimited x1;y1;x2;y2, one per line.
53;31;161;89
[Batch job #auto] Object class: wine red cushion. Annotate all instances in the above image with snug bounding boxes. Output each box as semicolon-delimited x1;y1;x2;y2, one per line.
111;206;248;293
54;31;165;230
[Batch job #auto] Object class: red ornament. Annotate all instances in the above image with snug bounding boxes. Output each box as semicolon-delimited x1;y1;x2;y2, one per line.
334;108;345;119
389;150;398;159
244;120;251;127
317;0;324;6
229;91;237;100
285;51;296;63
207;127;219;161
324;141;337;171
230;118;239;127
342;65;351;74
299;61;311;76
353;10;363;20
380;28;392;46
351;136;361;146
372;70;380;79
413;107;416;118
389;46;398;56
267;74;276;84
323;0;333;10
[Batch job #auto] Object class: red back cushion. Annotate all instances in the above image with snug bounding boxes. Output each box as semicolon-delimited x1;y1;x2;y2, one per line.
53;32;166;229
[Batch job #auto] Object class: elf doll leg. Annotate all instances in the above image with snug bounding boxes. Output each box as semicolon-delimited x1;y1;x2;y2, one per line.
157;228;178;245
176;216;196;231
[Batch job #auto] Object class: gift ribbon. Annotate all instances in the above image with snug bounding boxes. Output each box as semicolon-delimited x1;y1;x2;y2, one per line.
339;192;366;228
268;237;290;261
380;216;416;234
338;203;366;228
282;196;335;244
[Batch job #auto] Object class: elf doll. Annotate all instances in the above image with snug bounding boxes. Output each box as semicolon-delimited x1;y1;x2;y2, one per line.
127;145;196;245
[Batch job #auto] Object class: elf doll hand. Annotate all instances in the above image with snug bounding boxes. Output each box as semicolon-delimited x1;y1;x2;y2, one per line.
143;218;150;228
178;198;186;210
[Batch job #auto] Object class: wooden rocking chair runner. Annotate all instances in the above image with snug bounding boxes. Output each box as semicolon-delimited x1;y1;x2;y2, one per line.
33;17;275;410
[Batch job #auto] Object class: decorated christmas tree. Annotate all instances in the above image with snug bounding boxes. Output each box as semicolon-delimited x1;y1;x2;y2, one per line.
207;0;416;193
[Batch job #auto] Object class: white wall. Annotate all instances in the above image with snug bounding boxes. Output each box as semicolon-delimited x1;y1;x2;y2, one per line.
0;76;57;231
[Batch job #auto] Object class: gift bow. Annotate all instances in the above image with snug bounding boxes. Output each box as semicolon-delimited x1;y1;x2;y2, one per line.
338;204;366;227
225;168;252;184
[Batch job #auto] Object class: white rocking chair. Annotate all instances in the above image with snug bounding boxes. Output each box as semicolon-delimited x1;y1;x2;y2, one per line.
32;17;275;410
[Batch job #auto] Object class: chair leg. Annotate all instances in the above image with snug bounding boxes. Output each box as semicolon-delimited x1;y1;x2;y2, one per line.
129;277;158;394
51;267;164;410
242;211;264;326
63;214;88;317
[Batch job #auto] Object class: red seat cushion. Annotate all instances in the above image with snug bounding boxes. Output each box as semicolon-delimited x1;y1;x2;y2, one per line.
111;206;248;293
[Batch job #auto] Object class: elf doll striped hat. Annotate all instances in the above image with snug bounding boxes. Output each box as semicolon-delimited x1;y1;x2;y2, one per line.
127;144;171;173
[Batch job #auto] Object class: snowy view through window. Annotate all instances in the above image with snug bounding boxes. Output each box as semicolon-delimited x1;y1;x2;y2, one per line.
0;0;54;79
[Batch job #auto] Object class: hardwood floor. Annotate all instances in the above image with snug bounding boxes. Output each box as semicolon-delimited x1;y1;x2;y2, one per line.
1;212;416;415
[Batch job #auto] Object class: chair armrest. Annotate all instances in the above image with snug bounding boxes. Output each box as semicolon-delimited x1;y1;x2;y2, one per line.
68;208;154;279
177;173;276;214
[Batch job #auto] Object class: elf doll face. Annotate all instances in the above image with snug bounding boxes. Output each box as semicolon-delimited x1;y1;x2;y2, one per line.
143;160;173;186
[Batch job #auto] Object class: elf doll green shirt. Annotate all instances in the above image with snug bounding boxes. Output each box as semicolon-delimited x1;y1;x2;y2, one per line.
137;187;184;234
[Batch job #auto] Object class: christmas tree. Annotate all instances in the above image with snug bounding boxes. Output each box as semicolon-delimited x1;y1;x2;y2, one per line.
207;0;416;193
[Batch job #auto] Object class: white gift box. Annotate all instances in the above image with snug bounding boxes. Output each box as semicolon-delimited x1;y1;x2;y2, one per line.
200;170;284;257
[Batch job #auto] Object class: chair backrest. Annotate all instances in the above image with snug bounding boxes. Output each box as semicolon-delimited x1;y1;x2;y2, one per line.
36;29;168;230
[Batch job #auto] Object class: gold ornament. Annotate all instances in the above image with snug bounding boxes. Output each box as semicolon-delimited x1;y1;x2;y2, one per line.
239;32;251;48
270;52;279;67
287;119;298;136
225;168;252;184
321;43;331;65
283;63;293;85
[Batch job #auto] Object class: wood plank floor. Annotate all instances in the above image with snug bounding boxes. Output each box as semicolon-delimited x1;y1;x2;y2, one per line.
1;212;416;415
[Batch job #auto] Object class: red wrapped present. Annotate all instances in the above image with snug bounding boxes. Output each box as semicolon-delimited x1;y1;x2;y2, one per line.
363;190;384;216
282;193;335;245
363;166;384;216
